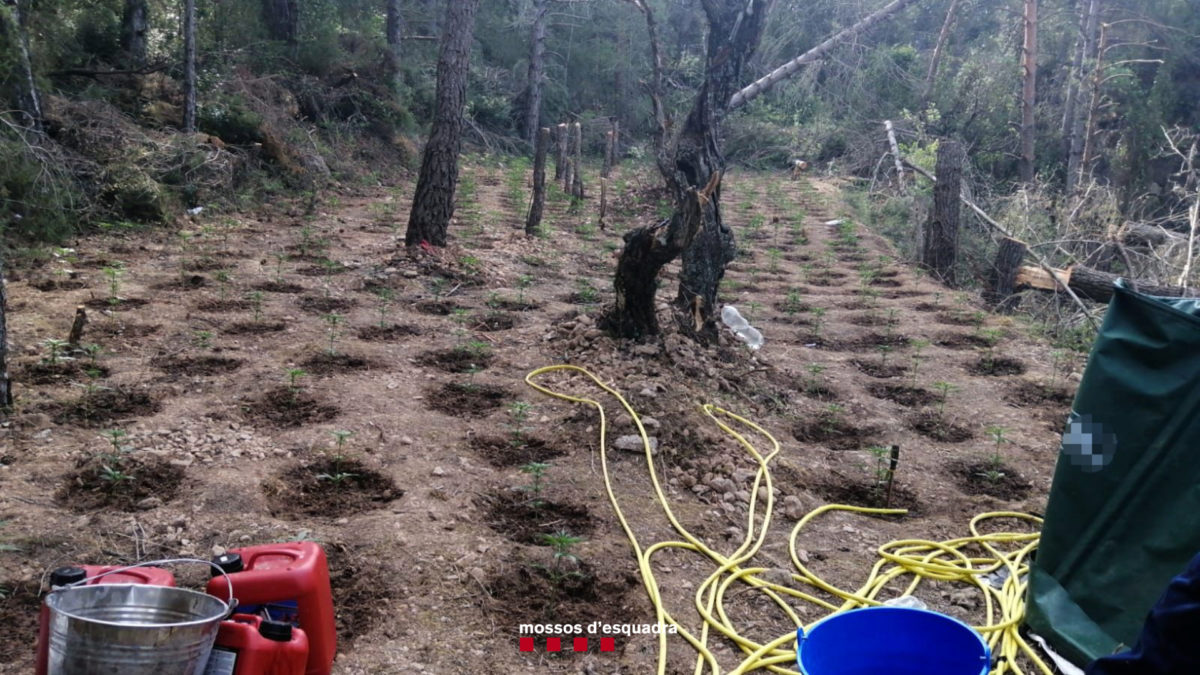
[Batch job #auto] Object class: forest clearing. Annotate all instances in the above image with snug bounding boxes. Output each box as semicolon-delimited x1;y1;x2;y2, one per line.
2;0;1198;673
0;159;1072;673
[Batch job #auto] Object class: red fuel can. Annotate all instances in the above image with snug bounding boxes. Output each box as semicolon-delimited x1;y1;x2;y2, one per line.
35;564;177;675
206;542;336;675
204;614;309;675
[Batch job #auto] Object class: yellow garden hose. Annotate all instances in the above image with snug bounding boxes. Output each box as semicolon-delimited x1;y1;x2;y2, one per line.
524;364;1054;675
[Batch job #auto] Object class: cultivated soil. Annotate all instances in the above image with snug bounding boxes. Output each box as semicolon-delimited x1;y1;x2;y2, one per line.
0;160;1076;674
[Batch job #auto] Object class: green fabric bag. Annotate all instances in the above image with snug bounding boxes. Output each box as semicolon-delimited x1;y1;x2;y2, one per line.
1026;280;1200;665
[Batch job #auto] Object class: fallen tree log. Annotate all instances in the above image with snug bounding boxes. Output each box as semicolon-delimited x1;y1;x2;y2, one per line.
1015;264;1200;304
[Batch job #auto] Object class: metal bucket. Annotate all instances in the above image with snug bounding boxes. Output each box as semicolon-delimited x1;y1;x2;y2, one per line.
44;560;233;675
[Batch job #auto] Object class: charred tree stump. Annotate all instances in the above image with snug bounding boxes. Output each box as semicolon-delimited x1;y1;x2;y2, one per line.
922;140;964;285
553;123;567;182
525;127;550;236
611;119;620;169
985;237;1028;311
67;306;88;347
571;122;584;199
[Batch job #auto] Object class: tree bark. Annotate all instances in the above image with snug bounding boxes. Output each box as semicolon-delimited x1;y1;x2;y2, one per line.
522;0;548;145
262;0;299;45
1063;0;1100;194
885;120;905;188
1017;264;1200;304
922;140;964;285
67;306;88;347
1;0;43;132
604;0;772;342
571;122;584;199
525;126;549;236
599;177;608;230
183;0;197;133
121;0;150;67
562;121;575;195
985;237;1028;311
0;252;11;413
920;0;959;106
1018;0;1038;184
602;129;614;178
553;122;567;182
1079;20;1108;193
405;0;481;248
729;0;922;110
611;119;620;169
386;0;403;92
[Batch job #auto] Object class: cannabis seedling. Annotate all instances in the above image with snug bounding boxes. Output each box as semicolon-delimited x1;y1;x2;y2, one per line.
867;444;900;507
247;291;265;322
192;330;213;350
41;338;71;365
933;381;957;417
102;263;125;304
820;404;845;434
909;339;930;384
323;313;344;355
519;461;550;506
810;308;827;340
538;530;586;584
285;368;307;401
508;401;533;446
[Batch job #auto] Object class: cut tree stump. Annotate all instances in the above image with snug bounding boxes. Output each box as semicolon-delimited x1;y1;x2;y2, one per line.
554;122;567;182
985;238;1028;311
1015;264;1200;304
571;122;584;199
67;306;88;346
921;140;964;285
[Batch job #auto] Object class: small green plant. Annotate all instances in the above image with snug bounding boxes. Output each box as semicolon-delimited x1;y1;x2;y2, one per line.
273;252;288;283
810;307;827;339
322;313;344;355
508;401;533;446
767;247;783;273
517;275;535;305
215;269;232;301
784;288;805;315
538;530;586;584
820;404;845;434
985;425;1009;459
933;381;957;416
866;444;900;507
430;277;448;300
575;279;599;305
876;344;893;367
82;343;102;367
192;330;213;350
909;339;930;384
102;263;125;303
99;464;134;490
979;328;1004;368
373;288;395;327
247;290;265;322
285;368;307;400
519;461;550;505
316;469;359;485
804;363;827;394
1050;350;1067;387
41;338;72;365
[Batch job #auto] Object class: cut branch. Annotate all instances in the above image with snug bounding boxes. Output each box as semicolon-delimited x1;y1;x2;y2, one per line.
729;0;922;110
1017;265;1200;304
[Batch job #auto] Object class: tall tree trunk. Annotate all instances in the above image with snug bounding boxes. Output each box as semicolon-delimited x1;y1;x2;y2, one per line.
0;253;11;414
604;0;773;341
522;0;548;145
385;0;403;92
922;140;964;285
563;121;575;195
553;122;567;182
1018;0;1038;184
405;0;480;248
985;237;1028;311
1079;22;1108;190
571;122;584;199
263;0;299;46
526;126;549;235
1065;0;1101;194
921;0;960;106
183;0;197;133
121;0;149;67
1;0;43;132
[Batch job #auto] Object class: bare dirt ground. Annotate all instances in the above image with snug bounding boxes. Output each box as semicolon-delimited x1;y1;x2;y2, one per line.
0;160;1075;673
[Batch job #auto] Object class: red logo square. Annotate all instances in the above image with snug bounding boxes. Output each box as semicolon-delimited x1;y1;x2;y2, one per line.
574;637;588;652
519;637;534;652
600;637;615;652
546;637;561;652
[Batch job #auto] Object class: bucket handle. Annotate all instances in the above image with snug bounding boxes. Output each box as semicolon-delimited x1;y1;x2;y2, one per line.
65;558;237;617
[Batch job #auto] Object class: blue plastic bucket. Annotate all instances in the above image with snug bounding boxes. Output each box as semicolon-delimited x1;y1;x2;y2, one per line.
795;607;990;675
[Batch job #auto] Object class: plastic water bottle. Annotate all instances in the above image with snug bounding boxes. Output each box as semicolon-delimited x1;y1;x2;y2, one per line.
721;305;764;350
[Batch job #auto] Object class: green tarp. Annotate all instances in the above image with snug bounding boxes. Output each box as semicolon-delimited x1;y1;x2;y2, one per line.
1026;280;1200;665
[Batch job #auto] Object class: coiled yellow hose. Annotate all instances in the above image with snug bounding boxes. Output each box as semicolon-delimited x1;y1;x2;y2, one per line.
525;364;1053;675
